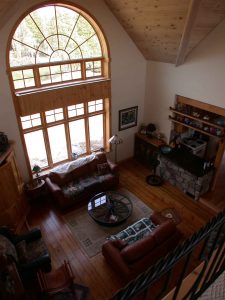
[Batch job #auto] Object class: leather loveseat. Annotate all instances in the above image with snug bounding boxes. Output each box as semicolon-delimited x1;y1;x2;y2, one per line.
102;212;182;278
46;152;119;209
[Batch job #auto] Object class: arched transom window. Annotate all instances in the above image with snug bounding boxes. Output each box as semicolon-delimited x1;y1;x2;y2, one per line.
10;5;106;89
8;3;111;175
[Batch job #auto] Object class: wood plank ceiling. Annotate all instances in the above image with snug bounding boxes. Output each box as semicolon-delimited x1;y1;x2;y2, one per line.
105;0;225;65
1;1;225;65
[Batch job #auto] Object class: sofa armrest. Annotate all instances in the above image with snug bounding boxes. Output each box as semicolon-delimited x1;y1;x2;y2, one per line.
45;176;61;193
107;159;119;174
102;240;131;277
46;177;69;209
150;211;169;225
14;228;42;244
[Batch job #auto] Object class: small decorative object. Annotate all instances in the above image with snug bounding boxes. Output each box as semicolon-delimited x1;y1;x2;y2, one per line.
71;152;78;160
32;164;41;183
203;115;210;121
146;123;156;137
0;132;9;152
109;134;123;163
119;106;138;131
139;123;147;134
160;208;182;225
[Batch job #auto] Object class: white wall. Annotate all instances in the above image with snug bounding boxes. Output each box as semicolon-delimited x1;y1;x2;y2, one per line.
0;0;146;181
144;19;225;142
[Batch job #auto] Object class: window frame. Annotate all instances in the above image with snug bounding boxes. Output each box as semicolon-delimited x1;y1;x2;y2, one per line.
7;2;111;178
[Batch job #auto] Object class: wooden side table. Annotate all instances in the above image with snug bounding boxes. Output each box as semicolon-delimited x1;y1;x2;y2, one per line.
24;179;46;202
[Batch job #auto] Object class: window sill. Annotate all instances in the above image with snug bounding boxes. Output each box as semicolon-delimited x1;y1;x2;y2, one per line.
15;77;111;96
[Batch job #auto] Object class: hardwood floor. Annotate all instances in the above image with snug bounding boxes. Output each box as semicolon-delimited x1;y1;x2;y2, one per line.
27;158;217;300
200;151;225;212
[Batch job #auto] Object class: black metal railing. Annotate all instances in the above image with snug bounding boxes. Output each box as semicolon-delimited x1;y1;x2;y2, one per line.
109;209;225;300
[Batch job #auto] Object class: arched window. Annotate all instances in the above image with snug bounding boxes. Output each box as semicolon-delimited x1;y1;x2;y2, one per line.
7;3;111;175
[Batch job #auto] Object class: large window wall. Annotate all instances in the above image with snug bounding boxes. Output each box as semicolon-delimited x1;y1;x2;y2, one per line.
7;3;111;175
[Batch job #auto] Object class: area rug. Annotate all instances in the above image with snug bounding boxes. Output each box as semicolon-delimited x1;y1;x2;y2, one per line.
63;189;153;258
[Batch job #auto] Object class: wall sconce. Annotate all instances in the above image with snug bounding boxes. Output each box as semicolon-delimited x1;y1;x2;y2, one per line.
109;134;123;163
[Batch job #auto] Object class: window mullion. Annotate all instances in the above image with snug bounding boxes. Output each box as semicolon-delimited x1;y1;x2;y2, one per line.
64;107;72;160
33;66;41;88
81;61;86;80
84;103;91;154
103;99;106;150
41;112;53;167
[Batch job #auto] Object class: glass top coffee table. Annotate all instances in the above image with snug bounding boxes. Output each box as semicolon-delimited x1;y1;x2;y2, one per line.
88;191;133;226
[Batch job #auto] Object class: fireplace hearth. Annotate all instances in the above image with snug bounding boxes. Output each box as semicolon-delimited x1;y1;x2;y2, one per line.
156;149;214;200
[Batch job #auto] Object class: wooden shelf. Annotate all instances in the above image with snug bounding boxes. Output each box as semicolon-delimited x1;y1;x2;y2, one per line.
169;107;225;131
169;116;224;138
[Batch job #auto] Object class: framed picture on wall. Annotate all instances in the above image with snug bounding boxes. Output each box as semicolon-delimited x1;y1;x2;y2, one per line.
119;106;138;131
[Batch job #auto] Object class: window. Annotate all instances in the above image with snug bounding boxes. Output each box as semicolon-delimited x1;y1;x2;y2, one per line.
8;3;111;174
9;5;103;90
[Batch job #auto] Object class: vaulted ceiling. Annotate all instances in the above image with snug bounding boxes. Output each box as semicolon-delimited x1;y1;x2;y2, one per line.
1;0;225;65
104;0;225;65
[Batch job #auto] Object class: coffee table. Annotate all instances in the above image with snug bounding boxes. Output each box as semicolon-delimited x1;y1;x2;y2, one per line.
88;191;133;226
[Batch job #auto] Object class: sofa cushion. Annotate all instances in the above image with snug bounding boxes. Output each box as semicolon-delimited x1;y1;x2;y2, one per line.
80;176;99;189
16;240;28;263
97;173;115;184
121;234;156;263
72;164;89;181
49;172;73;187
88;158;98;173
97;163;110;175
96;152;108;163
151;220;176;245
26;238;49;262
0;234;18;262
62;182;84;199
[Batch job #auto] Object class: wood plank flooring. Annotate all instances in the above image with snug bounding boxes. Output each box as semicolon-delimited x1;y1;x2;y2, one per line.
27;158;217;300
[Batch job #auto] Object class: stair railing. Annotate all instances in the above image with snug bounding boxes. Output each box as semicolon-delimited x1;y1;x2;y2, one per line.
109;209;225;300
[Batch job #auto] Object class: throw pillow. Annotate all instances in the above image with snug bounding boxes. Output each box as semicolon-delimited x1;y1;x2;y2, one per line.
16;240;28;263
97;163;110;175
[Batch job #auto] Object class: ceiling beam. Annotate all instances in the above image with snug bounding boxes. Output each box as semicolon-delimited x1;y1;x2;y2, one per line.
176;0;202;66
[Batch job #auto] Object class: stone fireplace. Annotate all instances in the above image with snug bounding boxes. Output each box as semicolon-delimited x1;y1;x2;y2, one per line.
156;151;214;200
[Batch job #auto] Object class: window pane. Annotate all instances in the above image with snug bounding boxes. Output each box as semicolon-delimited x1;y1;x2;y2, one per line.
24;130;48;168
14;80;24;89
21;114;41;129
45;108;64;123
89;114;103;151
67;104;84;118
23;69;34;78
88;100;103;113
69;119;86;155
12;70;23;80
48;124;68;163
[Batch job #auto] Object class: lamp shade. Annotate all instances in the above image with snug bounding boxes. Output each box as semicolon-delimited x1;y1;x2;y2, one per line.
108;134;123;145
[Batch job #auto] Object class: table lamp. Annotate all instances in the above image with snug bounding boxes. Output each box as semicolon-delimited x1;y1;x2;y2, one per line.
109;134;123;163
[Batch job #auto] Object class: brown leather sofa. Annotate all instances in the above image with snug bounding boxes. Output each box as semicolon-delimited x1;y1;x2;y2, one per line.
45;152;119;210
102;212;182;278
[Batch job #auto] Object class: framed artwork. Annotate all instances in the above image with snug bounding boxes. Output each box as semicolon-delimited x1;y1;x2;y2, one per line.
119;106;138;131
